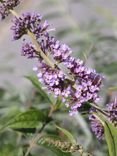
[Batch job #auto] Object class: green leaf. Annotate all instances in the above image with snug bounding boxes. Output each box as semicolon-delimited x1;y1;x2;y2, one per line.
26;76;53;103
56;125;76;144
37;135;72;156
0;109;51;133
104;121;117;156
0;144;22;156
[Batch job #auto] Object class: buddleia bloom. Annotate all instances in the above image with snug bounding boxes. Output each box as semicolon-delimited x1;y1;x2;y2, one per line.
0;0;20;20
11;12;49;40
89;98;117;140
11;12;103;115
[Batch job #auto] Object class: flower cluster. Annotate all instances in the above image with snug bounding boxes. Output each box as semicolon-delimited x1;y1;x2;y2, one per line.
21;40;39;59
89;98;117;140
11;12;103;115
11;12;49;40
89;111;104;140
33;61;102;116
106;98;117;126
0;0;20;20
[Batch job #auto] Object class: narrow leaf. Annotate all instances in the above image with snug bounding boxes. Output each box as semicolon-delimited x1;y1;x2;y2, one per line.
56;125;76;144
104;121;117;156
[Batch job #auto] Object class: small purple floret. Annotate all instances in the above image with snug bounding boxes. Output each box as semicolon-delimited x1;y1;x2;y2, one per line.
11;12;49;40
0;0;20;20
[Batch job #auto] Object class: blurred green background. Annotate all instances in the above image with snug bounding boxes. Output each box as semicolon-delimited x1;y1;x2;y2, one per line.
0;0;117;156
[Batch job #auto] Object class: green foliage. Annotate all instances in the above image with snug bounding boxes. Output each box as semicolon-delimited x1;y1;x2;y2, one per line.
56;125;76;144
96;62;117;76
0;109;51;133
104;121;117;156
0;144;22;156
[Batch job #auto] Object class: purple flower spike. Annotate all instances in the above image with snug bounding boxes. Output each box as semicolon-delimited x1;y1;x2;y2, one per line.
11;12;103;116
11;12;50;40
89;98;117;140
89;113;104;140
45;36;72;62
0;0;20;20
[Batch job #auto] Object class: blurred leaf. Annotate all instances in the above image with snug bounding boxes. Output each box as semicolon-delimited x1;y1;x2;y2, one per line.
44;12;62;20
56;28;78;38
26;76;53;104
96;62;117;75
104;121;117;156
96;7;115;23
41;0;57;7
0;109;51;133
55;97;63;109
56;125;76;144
108;86;117;91
0;144;22;156
98;35;117;42
0;88;5;99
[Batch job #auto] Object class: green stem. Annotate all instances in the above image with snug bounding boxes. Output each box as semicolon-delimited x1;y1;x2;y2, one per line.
89;102;109;116
27;30;55;68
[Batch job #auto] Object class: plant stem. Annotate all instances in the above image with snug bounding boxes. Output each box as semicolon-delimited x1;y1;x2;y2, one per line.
89;102;109;116
27;30;55;68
